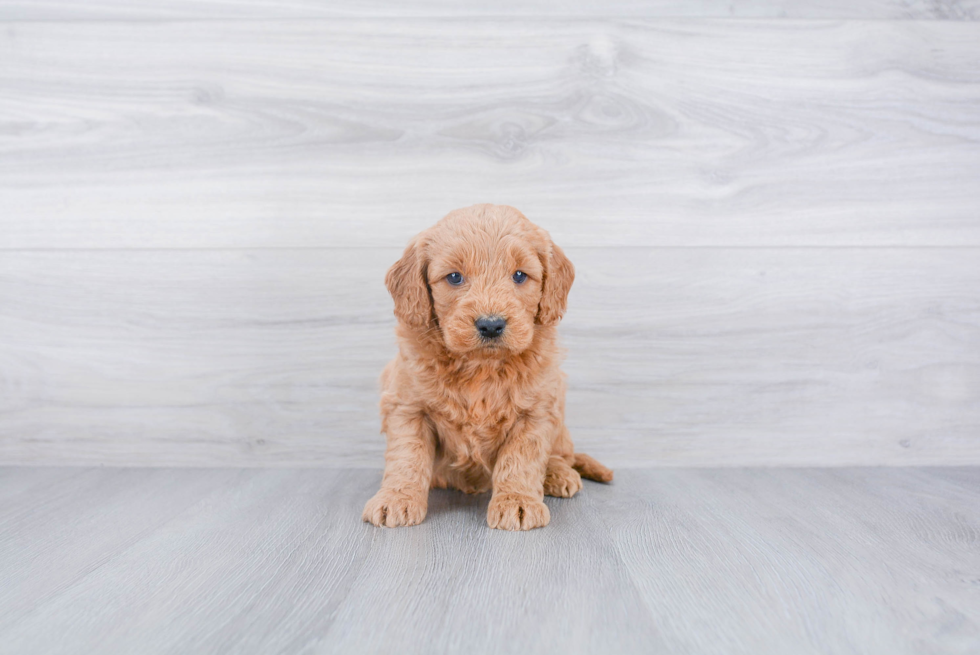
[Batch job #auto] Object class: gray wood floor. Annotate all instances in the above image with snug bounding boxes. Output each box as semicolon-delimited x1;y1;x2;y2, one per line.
1;466;978;654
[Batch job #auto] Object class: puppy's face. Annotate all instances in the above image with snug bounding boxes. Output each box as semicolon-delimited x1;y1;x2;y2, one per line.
427;228;543;355
386;204;574;357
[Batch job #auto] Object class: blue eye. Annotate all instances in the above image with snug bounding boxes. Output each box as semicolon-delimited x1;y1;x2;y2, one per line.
446;272;464;286
513;271;527;284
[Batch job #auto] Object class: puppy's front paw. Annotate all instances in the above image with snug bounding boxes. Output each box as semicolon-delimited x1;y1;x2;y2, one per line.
362;489;427;527
544;464;582;498
487;493;550;531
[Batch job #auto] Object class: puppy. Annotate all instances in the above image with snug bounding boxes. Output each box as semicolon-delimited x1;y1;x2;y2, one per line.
362;204;613;531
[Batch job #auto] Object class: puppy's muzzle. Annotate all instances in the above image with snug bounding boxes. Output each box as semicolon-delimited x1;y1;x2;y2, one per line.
475;315;506;340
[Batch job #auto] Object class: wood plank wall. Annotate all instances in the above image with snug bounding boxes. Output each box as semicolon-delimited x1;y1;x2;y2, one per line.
1;2;978;466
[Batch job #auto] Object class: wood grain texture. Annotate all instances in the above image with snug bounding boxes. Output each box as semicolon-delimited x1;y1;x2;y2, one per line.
1;467;978;654
1;248;977;467
596;467;980;654
2;19;980;249
1;14;978;468
1;0;978;20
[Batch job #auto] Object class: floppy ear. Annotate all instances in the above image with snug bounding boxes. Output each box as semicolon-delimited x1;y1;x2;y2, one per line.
536;240;574;326
385;238;432;329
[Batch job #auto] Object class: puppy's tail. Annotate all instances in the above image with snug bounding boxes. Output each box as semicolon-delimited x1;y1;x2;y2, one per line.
573;453;614;483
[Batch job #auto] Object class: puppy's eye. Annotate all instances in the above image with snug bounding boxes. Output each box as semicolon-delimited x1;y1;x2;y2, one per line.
512;271;528;284
446;272;464;286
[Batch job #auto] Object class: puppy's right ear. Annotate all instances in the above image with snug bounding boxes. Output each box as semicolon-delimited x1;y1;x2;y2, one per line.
536;240;575;327
385;238;432;328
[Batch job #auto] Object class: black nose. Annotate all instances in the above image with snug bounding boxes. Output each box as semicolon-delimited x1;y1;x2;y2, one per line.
475;316;506;339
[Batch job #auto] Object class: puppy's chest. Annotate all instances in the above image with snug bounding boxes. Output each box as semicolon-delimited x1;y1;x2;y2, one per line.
427;377;534;444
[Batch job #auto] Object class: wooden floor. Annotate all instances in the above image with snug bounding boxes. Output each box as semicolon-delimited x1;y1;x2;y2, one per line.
1;466;978;654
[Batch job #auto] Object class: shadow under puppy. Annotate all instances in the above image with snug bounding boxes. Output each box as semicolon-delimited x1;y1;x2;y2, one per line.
363;204;613;531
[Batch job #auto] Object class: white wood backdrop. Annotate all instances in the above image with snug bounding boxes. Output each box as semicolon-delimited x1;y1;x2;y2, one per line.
1;2;979;466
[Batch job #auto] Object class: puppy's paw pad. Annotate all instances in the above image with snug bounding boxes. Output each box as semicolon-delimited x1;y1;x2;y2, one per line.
544;467;582;498
362;489;427;528
487;493;550;531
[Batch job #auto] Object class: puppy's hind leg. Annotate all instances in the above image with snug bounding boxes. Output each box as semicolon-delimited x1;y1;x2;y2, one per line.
543;457;583;498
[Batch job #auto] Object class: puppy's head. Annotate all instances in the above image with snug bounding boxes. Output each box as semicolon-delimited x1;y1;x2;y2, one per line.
386;204;574;356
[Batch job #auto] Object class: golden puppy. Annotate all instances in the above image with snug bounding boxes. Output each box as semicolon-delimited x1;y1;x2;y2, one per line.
362;204;613;531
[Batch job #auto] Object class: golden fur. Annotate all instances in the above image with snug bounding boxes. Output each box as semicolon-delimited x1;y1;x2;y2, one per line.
362;204;613;531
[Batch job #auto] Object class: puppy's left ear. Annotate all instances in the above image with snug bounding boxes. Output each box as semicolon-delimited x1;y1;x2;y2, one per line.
386;237;433;329
536;240;575;326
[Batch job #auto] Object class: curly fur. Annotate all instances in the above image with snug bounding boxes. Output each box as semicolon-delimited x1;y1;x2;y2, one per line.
362;204;613;531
